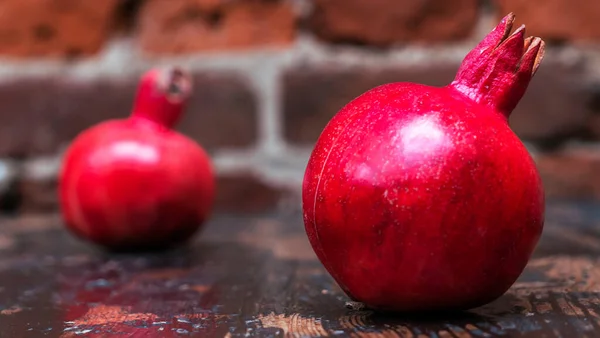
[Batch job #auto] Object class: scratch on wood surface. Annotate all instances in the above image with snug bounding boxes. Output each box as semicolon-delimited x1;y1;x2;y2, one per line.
464;324;490;337
437;330;454;338
395;325;414;338
339;313;369;328
176;283;211;293
257;312;329;337
445;325;473;338
534;301;553;314
557;297;585;316
66;305;158;326
579;298;600;331
0;306;22;315
175;313;209;320
378;327;402;338
579;297;600;317
175;313;229;321
189;284;210;293
339;314;411;338
339;313;371;337
381;331;400;338
511;281;560;290
130;268;190;281
347;327;399;338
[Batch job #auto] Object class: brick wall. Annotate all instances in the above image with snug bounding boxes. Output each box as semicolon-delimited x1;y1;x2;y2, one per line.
0;0;600;215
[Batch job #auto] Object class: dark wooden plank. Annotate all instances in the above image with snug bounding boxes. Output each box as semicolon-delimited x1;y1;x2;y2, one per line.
0;201;600;337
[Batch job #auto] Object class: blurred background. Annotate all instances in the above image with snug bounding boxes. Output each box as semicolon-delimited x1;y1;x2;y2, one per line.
0;0;597;217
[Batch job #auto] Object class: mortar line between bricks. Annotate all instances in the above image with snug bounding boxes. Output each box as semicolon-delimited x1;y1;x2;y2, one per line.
247;58;286;155
0;34;587;81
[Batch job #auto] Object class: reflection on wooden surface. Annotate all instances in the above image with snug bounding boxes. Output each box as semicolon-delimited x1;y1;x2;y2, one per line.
1;201;600;337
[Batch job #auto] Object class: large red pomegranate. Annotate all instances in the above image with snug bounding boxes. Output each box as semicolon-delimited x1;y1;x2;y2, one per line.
302;13;546;312
59;67;215;251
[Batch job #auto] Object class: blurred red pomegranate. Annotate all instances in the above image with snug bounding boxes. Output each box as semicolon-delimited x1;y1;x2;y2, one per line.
59;67;215;251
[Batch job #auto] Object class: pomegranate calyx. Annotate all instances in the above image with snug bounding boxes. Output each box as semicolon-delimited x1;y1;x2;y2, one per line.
156;67;193;104
450;13;545;117
520;37;545;77
131;66;194;129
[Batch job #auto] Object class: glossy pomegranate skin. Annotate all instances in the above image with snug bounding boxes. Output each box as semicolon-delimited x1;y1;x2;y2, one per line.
302;13;546;312
59;68;215;251
303;83;544;311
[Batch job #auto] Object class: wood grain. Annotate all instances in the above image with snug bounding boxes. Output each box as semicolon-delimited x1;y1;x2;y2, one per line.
0;201;599;337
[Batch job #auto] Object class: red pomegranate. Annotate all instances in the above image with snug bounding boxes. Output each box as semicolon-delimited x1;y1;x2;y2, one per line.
302;13;546;312
59;67;215;251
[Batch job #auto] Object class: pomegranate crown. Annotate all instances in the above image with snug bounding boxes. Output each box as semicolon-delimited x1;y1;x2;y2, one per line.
451;13;545;117
131;66;194;128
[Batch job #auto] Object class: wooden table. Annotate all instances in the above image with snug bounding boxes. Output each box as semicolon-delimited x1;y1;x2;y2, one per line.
1;201;600;337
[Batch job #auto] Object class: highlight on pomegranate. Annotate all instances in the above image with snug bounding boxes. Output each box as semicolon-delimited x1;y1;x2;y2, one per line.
58;67;215;251
302;13;546;312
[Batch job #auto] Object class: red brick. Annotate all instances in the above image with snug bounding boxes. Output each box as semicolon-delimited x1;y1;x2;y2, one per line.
494;0;600;42
283;64;467;144
180;72;259;151
283;62;593;147
137;0;296;54
309;0;478;45
0;0;119;57
508;61;593;147
0;71;257;157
